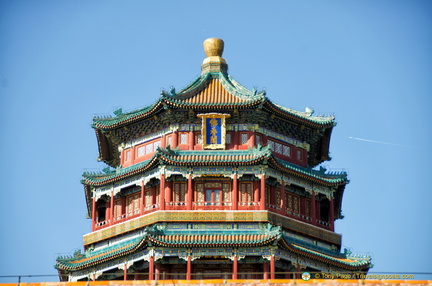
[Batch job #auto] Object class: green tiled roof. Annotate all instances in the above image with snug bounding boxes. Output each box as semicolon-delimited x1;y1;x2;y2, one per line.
82;147;347;187
81;157;157;186
281;234;372;269
266;101;336;127
270;157;348;186
92;103;161;129
56;224;371;271
91;71;334;131
55;235;146;271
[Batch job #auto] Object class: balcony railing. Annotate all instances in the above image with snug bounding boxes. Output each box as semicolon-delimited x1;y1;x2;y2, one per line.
93;201;331;231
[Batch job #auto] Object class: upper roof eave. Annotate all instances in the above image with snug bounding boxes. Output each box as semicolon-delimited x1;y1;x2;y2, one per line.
264;100;336;129
91;101;163;131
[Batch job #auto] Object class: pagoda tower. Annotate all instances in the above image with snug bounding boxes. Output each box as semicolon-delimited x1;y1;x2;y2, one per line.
55;38;372;281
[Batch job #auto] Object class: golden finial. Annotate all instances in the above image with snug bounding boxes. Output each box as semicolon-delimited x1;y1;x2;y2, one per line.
203;38;224;57
201;38;227;74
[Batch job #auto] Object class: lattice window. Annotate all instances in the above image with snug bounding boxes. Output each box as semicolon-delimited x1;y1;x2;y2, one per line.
196;183;204;202
283;145;291;156
137;146;145;157
114;199;122;220
146;143;153;154
226;133;232;144
305;198;311;217
154;140;161;151
275;188;281;207
293;195;300;214
240;133;248;145
268;140;275;151
126;193;140;216
223;183;230;202
180;133;188;144
266;186;270;205
240;182;253;202
174;183;186;202
167;136;172;147
145;189;152;207
125;150;131;161
275;142;282;153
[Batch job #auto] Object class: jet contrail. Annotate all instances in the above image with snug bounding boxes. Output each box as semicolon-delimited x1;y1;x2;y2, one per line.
348;137;417;148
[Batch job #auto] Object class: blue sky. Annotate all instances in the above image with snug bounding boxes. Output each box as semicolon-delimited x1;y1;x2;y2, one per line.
1;0;431;282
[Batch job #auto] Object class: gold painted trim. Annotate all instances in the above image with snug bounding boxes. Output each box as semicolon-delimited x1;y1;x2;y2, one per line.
197;113;231;150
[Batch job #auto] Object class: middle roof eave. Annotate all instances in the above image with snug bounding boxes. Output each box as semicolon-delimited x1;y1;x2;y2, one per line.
81;148;347;188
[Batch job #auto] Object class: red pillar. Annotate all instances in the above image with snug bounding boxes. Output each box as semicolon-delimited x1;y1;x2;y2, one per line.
232;174;238;210
91;197;96;231
123;263;128;281
233;131;239;150
232;255;238;279
260;175;266;210
249;131;255;148
110;192;114;225
263;261;269;279
280;181;285;214
188;131;194;150
149;255;155;280
186;256;192;280
159;174;165;210
140;182;145;215
270;255;275;279
187;174;193;210
160;135;166;149
172;131;178;148
311;191;316;225
166;181;172;204
330;196;335;231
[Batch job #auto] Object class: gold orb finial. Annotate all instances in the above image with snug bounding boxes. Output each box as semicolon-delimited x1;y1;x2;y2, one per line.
203;38;224;57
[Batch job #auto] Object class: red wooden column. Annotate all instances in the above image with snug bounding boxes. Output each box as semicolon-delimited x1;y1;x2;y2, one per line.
280;181;285;215
254;180;259;207
187;174;193;210
166;181;172;204
263;261;269;279
260;175;266;210
330;196;335;231
110;191;115;226
186;256;192;280
123;262;128;280
296;264;301;279
149;255;155;280
311;191;317;226
233;131;239;150
91;197;96;231
232;174;238;210
249;131;255;148
270;255;275;279
159;174;165;210
188;131;194;150
232;255;238;279
140;181;145;215
160;135;166;149
172;131;178;148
